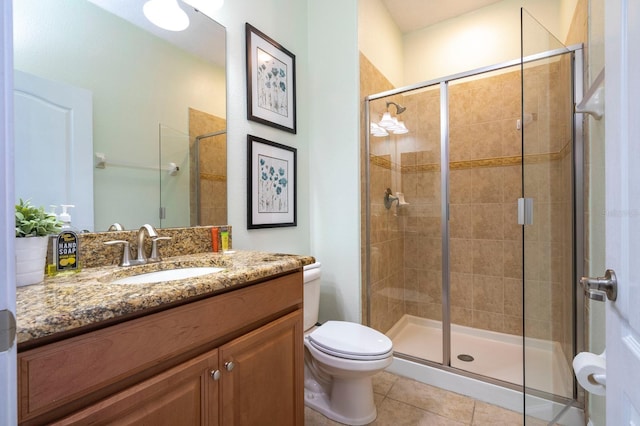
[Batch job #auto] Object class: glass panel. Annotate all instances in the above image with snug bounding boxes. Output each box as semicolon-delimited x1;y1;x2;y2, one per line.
367;85;444;365
159;125;190;228
521;9;567;58
160;124;227;228
521;8;574;423
448;65;524;383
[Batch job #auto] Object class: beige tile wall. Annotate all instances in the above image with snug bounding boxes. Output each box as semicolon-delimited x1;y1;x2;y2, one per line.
360;54;405;332
189;108;227;226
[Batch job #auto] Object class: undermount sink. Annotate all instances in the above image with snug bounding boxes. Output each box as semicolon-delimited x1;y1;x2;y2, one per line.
111;267;225;284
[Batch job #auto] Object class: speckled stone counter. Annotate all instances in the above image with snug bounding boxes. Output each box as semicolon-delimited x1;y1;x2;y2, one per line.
17;250;315;347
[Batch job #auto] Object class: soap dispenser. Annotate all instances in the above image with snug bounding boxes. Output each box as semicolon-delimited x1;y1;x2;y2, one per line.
59;205;78;231
51;204;81;274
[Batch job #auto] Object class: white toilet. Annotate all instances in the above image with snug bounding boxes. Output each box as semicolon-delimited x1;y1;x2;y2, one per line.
303;262;393;425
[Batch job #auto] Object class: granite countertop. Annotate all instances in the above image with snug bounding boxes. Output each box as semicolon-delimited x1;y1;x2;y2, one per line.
16;250;315;346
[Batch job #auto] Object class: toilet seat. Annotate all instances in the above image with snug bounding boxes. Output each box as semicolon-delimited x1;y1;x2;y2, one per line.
308;321;393;361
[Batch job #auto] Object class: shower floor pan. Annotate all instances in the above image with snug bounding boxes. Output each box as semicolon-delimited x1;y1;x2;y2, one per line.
386;314;573;398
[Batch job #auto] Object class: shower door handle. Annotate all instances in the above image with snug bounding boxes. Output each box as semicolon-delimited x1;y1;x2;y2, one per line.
517;198;533;225
580;269;618;301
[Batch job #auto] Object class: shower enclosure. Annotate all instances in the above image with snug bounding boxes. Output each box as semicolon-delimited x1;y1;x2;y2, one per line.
363;11;584;424
159;109;227;228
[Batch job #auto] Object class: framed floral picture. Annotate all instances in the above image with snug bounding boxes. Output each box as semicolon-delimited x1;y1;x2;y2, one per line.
245;23;296;133
247;135;297;228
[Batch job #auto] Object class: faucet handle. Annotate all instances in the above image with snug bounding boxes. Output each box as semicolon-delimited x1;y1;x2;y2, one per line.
149;236;172;262
104;240;132;267
107;222;125;231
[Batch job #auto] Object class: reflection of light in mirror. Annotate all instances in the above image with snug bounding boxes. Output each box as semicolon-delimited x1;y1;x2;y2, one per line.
143;0;189;31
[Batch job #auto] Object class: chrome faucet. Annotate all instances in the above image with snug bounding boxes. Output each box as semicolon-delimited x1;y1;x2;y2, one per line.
104;223;171;267
135;224;158;264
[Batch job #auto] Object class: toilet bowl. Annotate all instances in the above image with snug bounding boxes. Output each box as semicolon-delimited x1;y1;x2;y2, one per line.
303;262;393;425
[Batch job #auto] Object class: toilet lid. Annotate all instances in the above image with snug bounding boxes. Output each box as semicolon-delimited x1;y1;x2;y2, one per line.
308;321;393;360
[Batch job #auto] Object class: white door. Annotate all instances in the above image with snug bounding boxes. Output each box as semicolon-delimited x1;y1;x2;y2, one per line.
604;0;640;423
1;2;17;424
14;70;94;232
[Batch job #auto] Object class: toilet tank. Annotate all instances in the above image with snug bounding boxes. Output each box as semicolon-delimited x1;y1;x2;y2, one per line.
303;262;321;331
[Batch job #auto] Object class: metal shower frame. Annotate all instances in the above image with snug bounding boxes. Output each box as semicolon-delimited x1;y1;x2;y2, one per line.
363;43;585;405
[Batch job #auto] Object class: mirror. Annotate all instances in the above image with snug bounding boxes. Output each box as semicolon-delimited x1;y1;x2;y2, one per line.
13;0;226;232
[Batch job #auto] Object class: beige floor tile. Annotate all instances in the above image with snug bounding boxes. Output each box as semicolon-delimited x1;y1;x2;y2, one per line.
472;401;523;425
304;372;560;426
371;397;468;426
524;416;556;426
304;406;344;425
372;371;398;396
386;377;475;423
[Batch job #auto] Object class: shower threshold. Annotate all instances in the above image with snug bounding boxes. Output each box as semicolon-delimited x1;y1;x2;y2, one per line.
386;314;573;398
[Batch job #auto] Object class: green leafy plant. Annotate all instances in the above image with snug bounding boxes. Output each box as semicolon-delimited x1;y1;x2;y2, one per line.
15;199;62;237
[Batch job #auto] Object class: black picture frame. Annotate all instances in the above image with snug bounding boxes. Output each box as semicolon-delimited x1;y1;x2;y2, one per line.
247;134;297;228
245;23;297;133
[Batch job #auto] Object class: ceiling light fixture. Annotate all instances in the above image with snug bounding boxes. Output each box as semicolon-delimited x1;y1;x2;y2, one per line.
370;123;389;137
143;0;190;32
378;112;396;128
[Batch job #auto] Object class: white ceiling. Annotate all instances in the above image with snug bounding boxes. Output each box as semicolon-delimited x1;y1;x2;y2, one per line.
89;0;505;65
381;0;504;33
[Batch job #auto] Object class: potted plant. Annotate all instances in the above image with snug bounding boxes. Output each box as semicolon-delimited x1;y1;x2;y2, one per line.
15;199;62;286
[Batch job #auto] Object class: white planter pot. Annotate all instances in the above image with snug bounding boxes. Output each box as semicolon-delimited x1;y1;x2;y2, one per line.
15;236;49;287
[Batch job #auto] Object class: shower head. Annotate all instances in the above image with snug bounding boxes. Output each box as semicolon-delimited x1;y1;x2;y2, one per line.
386;101;406;114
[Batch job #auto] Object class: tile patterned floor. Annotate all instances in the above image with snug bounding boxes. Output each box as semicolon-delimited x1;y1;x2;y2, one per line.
304;371;552;426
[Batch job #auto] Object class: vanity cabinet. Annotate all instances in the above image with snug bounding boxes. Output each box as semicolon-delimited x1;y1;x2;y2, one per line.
18;271;304;425
54;347;220;425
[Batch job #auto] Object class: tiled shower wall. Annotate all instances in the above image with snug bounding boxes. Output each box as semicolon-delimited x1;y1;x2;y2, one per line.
189;108;227;226
362;55;574;359
360;53;403;332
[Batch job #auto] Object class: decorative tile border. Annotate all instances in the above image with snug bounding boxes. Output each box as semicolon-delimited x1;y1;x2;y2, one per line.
370;146;569;173
200;173;227;182
370;154;392;169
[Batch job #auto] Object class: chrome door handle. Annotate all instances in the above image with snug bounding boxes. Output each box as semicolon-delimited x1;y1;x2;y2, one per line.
580;269;617;301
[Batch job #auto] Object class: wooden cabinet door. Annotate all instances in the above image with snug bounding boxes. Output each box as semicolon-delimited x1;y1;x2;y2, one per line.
220;310;303;426
53;349;220;426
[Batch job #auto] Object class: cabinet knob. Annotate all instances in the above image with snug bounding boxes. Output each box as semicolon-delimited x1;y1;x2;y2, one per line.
224;361;235;372
210;369;221;380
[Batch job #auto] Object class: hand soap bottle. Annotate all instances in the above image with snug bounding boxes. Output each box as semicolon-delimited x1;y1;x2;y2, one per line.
50;204;81;275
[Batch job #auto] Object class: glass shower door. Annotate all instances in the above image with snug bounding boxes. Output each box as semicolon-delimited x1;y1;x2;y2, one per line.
159;124;190;228
366;85;445;366
521;8;577;422
364;20;582;420
447;65;525;383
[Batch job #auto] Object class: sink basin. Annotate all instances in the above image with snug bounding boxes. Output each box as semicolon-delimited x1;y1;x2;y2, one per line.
111;267;225;284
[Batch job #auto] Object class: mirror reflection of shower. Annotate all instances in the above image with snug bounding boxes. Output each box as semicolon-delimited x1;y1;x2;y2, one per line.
192;130;227;226
370;101;409;136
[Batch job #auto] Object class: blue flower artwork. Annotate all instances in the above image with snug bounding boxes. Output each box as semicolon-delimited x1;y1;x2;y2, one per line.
256;47;288;117
258;154;288;213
